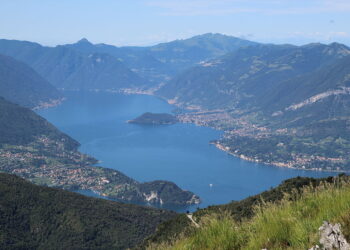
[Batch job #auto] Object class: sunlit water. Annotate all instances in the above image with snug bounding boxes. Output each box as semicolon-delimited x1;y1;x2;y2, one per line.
38;91;335;212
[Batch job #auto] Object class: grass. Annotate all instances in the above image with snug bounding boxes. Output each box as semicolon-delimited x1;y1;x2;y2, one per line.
149;179;350;250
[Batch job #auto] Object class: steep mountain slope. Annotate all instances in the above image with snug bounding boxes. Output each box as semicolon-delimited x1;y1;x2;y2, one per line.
0;172;175;250
0;96;77;147
158;43;350;110
0;54;62;108
263;55;350;124
0;39;148;91
0;97;199;206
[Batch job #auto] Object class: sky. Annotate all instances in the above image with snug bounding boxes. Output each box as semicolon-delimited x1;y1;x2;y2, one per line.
0;0;350;47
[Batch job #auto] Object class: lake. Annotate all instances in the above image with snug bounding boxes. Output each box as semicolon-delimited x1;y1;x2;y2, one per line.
38;91;335;212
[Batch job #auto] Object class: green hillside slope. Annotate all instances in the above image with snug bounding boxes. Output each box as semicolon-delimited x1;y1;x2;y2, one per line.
0;54;62;108
0;173;175;250
0;39;149;91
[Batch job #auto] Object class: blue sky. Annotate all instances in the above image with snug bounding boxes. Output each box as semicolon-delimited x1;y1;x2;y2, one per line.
1;0;350;46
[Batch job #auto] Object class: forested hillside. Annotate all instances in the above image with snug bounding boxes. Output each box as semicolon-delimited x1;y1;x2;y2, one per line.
0;54;62;108
0;173;175;250
0;39;149;91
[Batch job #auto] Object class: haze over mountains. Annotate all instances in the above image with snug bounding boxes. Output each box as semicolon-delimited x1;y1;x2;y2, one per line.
0;33;256;90
159;42;350;110
1;33;350;171
0;39;147;91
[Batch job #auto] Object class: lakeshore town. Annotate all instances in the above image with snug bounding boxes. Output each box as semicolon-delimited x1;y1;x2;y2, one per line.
177;109;348;172
0;136;134;197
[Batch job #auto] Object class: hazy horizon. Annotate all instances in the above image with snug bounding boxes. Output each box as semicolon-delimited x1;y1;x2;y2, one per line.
1;0;350;47
1;32;350;49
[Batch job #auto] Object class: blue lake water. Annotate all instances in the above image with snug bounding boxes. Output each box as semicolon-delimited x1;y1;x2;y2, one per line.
38;91;335;212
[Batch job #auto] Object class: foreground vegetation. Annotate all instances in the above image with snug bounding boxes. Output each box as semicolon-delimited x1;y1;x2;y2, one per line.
149;177;350;249
0;173;176;250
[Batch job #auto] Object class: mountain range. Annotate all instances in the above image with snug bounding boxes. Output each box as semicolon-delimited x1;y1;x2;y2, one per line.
0;34;256;91
158;42;350;111
0;39;148;91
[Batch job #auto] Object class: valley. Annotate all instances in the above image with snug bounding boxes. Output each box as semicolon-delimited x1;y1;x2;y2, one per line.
0;32;350;249
37;91;334;211
2;0;350;248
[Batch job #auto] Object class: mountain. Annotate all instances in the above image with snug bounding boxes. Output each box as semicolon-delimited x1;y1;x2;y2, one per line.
63;33;258;84
0;39;148;91
262;54;350;124
64;38;171;85
0;172;175;249
158;42;350;110
148;33;258;73
0;54;62;108
0;97;199;206
0;34;257;91
157;42;350;171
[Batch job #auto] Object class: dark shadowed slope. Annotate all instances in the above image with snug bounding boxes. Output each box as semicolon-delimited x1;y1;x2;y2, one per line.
0;96;75;146
0;173;175;250
0;54;62;108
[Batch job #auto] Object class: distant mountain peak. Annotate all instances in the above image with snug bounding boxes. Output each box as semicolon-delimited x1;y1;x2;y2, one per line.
328;42;350;49
77;38;92;44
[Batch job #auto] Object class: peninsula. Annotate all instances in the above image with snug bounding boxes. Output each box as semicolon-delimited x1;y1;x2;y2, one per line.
128;112;178;125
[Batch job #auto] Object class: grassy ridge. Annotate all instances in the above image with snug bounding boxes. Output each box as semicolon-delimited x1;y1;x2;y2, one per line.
150;178;350;249
145;176;335;246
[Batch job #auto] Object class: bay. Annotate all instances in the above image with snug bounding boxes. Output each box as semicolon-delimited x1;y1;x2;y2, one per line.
38;91;335;212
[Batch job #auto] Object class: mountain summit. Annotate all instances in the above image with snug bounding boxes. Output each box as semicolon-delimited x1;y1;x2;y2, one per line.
76;38;92;44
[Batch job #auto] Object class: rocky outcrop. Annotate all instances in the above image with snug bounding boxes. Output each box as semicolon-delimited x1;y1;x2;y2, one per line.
310;221;350;250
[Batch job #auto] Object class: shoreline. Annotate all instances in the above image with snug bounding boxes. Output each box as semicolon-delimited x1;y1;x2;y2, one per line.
33;97;66;110
56;89;347;174
211;141;348;174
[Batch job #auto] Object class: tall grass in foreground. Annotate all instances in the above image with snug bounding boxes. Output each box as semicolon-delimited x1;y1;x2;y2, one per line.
149;180;350;250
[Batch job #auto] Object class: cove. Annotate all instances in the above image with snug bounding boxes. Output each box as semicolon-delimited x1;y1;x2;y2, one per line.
37;91;335;212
